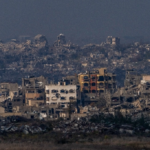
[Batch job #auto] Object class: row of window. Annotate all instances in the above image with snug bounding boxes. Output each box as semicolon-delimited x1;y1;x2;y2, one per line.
13;99;20;102
83;76;116;81
46;89;75;94
27;89;43;93
83;83;116;87
84;90;104;93
46;96;75;101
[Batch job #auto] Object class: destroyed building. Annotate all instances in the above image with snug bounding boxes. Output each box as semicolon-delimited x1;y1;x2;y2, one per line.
0;83;24;113
1;67;150;121
102;69;150;121
21;104;60;119
106;36;120;46
34;34;48;47
106;89;122;107
140;75;150;108
121;70;142;103
4;96;24;113
103;69;142;108
53;33;66;46
106;36;113;45
62;75;79;85
22;76;48;106
0;82;19;102
124;69;141;88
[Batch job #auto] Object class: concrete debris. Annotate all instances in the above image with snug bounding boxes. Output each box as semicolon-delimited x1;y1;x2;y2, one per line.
52;115;128;135
0;116;47;134
0;124;46;134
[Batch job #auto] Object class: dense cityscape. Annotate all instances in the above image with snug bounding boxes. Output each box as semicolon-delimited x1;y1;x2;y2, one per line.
0;34;149;149
1;0;150;149
0;34;149;86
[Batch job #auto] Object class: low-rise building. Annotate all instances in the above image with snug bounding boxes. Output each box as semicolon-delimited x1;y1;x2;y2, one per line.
22;76;48;106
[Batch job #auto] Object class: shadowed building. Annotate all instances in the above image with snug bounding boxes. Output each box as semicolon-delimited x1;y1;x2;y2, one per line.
0;82;19;102
53;34;66;46
22;76;48;106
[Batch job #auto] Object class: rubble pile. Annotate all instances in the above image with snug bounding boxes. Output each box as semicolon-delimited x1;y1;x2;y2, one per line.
1;124;46;134
79;105;100;114
0;116;48;134
53;114;150;136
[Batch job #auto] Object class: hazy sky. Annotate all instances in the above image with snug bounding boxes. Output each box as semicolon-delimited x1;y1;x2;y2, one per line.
0;0;150;42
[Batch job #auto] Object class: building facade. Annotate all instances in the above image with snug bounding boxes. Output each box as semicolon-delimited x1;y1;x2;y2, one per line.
45;81;77;108
22;76;48;106
78;68;117;95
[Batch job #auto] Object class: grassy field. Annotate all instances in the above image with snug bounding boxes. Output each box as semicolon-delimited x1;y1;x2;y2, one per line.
0;137;150;150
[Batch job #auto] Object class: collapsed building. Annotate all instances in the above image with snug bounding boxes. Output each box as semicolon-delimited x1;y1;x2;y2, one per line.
0;82;19;102
53;34;66;46
21;104;59;119
102;70;150;121
140;75;150;108
34;34;48;48
22;76;48;106
0;82;23;113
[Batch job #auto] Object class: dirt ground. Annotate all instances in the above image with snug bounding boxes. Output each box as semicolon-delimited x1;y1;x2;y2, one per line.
0;137;150;150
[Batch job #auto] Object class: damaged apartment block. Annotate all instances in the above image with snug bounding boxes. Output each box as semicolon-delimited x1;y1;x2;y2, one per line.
106;70;150;119
122;69;141;103
0;82;24;113
140;75;150;109
22;76;48;106
0;82;19;102
45;80;77;109
106;69;142;107
78;68;117;106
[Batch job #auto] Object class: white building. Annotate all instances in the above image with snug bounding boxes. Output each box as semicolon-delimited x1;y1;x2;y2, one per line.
45;82;77;108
